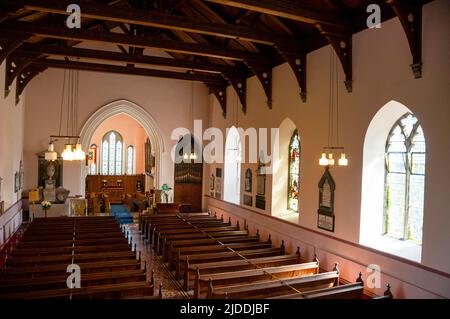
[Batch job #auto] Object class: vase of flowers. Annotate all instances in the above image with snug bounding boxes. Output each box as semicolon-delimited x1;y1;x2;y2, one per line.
41;200;52;217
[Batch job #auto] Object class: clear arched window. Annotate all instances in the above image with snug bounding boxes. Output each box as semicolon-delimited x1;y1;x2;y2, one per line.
384;113;425;244
288;130;300;212
224;127;241;205
127;146;135;175
101;131;123;175
89;144;97;175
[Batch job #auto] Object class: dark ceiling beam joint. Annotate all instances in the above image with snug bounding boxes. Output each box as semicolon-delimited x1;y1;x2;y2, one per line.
246;62;272;108
317;25;353;93
223;73;247;114
275;44;307;102
4;54;40;98
0;36;29;66
386;0;423;78
15;65;46;104
208;85;227;118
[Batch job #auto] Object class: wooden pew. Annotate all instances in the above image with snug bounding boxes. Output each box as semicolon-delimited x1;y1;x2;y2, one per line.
16;237;129;249
11;243;132;256
0;269;147;294
268;282;365;299
207;270;340;299
184;253;302;291
146;216;226;240
194;261;319;298
157;230;250;255
167;241;272;268
0;259;142;280
0;281;154;299
6;250;137;267
175;247;285;279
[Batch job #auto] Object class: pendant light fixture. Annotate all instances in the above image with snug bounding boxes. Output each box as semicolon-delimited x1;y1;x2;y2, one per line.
319;47;349;167
50;62;85;161
184;77;196;161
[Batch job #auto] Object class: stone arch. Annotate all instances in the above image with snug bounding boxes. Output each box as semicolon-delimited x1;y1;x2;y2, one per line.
80;99;165;189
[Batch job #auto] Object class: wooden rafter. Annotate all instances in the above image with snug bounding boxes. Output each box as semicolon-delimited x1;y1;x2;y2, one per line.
7;0;294;46
14;43;246;76
204;0;350;31
30;58;227;85
0;21;267;63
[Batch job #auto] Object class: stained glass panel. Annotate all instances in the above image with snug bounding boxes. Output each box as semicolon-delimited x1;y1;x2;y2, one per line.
116;141;122;175
127;146;134;175
288;131;300;212
384;113;425;244
102;140;108;175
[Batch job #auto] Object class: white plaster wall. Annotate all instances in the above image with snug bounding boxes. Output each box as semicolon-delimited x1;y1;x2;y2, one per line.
207;0;450;280
0;61;25;208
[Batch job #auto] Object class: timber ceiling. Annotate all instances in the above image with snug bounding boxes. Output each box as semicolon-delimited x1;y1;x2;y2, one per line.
0;0;432;115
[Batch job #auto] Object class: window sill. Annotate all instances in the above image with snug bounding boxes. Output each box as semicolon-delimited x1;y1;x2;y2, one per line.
277;211;299;224
361;235;422;263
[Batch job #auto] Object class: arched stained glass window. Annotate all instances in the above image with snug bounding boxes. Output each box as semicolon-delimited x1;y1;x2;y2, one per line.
288;130;300;212
127;146;135;175
89;144;97;175
101;131;123;175
384;113;425;244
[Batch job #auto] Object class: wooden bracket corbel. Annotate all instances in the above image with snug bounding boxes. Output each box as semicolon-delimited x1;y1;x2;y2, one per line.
277;45;307;102
246;62;273;109
208;84;227;118
386;0;423;78
317;25;353;92
4;55;39;98
224;73;247;114
0;36;28;66
15;65;46;105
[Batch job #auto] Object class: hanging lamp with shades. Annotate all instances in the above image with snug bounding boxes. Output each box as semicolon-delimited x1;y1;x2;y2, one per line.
183;77;197;160
45;62;85;162
319;48;348;167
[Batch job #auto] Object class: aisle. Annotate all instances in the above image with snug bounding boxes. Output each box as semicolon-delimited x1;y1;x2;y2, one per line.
124;223;189;299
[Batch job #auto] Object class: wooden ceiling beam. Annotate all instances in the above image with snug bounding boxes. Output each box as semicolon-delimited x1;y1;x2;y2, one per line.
30;58;227;85
7;0;294;46
204;0;350;31
15;43;247;76
0;21;267;63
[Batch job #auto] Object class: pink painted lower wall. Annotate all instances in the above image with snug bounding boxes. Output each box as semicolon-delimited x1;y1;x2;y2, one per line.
206;0;450;278
89;113;148;174
206;196;449;299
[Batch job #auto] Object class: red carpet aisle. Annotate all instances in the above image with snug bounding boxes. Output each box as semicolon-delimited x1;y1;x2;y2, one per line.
124;224;189;299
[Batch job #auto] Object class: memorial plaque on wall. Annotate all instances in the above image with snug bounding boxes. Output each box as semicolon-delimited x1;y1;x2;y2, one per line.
255;195;265;210
243;194;252;207
317;166;336;232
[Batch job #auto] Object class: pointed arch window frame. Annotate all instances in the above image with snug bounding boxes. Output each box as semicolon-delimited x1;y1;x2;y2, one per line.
383;112;425;244
127;145;135;175
101;130;124;175
287;129;301;212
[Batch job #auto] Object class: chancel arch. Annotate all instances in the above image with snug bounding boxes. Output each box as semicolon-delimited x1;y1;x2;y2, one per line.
80;99;165;192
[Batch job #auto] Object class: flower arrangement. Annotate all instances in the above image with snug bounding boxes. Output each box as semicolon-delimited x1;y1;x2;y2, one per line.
41;200;52;210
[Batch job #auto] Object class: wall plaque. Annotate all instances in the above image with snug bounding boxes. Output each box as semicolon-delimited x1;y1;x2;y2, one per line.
317;166;336;232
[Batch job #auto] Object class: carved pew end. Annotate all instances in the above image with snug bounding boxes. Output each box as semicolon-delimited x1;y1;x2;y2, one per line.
384;284;393;299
